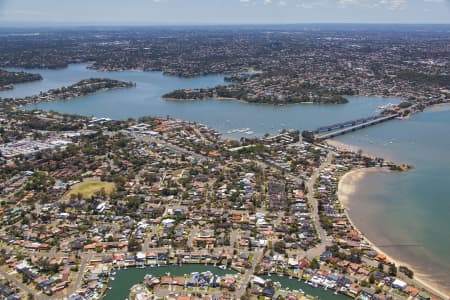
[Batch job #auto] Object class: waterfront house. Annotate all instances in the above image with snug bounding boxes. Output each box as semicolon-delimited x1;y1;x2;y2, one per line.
358;288;376;300
348;283;362;296
392;279;407;291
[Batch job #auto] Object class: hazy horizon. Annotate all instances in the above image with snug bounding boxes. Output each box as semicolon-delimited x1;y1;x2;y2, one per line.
0;0;449;26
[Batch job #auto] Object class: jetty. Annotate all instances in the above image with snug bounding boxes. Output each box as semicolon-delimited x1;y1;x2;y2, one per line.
304;113;399;141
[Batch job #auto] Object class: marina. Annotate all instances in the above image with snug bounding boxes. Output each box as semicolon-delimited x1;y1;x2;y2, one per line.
102;265;349;300
1;63;449;297
102;265;237;300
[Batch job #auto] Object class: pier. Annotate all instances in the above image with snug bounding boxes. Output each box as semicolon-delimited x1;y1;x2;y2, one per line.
305;114;399;141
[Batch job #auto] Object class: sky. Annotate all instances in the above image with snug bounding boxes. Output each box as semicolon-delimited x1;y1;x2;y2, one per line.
0;0;449;25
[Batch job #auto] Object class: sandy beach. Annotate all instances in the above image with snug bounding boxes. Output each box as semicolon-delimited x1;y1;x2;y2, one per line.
326;139;363;154
424;102;450;113
337;167;450;300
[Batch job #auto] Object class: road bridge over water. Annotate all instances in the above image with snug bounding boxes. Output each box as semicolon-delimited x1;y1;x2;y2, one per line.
307;113;399;141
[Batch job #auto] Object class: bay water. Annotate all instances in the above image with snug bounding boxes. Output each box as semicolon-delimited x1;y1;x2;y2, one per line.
1;64;448;294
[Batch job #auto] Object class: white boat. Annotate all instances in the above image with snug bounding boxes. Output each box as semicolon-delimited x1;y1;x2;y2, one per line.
227;129;239;134
377;103;396;112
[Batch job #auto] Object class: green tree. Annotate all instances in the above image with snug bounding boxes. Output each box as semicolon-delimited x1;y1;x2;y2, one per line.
128;238;141;252
378;262;384;272
309;258;320;269
388;264;397;276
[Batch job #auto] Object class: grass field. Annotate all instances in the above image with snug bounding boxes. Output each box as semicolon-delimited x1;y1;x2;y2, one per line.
66;181;116;199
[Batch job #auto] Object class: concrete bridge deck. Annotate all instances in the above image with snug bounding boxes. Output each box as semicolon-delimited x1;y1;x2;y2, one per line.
313;113;399;141
313;115;385;134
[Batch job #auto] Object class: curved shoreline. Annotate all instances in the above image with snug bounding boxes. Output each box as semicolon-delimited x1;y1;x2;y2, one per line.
337;168;450;300
163;96;333;106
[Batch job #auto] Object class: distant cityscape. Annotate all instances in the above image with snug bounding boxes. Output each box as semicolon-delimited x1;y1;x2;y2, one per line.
0;24;449;300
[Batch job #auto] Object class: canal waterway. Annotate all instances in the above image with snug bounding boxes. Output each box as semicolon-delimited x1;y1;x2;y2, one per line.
262;275;350;300
102;264;348;300
103;265;236;300
1;64;448;294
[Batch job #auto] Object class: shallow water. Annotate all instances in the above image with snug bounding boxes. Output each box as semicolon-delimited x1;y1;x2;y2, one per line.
336;105;450;294
2;64;448;293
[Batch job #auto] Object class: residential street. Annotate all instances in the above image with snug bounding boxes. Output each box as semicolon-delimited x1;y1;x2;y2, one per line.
0;268;44;300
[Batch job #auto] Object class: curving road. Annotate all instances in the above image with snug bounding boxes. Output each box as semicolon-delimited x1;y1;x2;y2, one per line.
304;151;334;259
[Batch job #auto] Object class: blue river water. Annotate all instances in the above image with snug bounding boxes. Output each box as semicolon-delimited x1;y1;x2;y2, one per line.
1;64;448;294
335;105;450;294
2;64;398;138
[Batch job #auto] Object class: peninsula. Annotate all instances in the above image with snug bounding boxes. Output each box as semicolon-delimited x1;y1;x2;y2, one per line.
0;25;449;300
0;105;447;300
0;69;43;91
0;78;135;108
162;74;349;104
1;27;448;108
